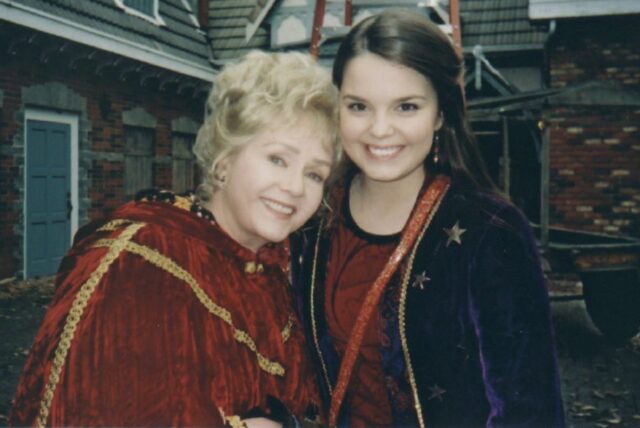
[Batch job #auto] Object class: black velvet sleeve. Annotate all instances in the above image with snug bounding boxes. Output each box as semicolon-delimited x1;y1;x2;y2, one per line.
468;205;565;427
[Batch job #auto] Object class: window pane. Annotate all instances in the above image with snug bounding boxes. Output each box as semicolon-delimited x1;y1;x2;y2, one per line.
123;0;155;17
124;126;154;198
172;134;193;159
172;134;195;193
173;159;195;193
125;156;153;197
125;127;154;155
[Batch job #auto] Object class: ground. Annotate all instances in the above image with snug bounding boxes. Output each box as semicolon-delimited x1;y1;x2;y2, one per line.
0;276;639;427
0;276;53;426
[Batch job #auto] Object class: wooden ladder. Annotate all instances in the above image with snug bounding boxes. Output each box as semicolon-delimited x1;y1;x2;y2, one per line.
309;0;461;58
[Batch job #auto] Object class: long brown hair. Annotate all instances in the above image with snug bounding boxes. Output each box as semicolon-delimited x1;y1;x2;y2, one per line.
332;10;496;191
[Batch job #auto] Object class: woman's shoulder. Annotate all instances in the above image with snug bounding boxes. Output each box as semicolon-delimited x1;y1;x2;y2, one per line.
290;216;324;255
443;184;533;240
65;192;219;271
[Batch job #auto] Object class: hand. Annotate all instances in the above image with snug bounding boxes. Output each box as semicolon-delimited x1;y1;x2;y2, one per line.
243;417;282;428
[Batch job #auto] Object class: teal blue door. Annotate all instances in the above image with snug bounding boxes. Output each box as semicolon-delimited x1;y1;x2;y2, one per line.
25;120;71;278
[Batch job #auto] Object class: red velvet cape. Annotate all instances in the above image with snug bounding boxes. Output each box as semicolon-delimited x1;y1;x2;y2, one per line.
10;199;321;427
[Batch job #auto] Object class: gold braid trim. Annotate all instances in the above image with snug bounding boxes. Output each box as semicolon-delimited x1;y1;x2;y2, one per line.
224;415;247;428
92;239;286;377
218;408;247;428
37;222;145;428
281;314;294;343
96;218;132;232
398;184;449;428
173;195;193;211
309;220;333;395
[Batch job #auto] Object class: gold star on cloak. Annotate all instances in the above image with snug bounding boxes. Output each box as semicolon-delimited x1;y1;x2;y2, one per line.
443;221;466;247
427;384;447;401
412;271;430;290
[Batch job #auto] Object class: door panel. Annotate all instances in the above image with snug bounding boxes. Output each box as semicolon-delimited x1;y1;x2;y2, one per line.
26;120;71;278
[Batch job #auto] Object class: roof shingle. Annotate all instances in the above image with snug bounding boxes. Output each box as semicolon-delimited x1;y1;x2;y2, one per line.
207;0;271;60
4;0;212;72
460;0;549;50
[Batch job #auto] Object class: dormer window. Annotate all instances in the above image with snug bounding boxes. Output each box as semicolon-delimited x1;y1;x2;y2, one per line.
115;0;166;26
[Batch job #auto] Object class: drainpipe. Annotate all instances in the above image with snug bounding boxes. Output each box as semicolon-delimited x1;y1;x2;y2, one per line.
543;19;557;89
473;45;483;91
540;119;550;248
502;116;510;197
540;20;556;249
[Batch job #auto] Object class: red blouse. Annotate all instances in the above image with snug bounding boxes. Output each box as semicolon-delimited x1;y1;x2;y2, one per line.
10;194;321;427
325;191;399;427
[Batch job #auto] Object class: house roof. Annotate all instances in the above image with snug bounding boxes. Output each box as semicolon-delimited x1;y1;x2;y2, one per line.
204;0;551;59
207;0;271;61
467;80;640;119
198;0;554;62
460;0;550;52
0;0;215;81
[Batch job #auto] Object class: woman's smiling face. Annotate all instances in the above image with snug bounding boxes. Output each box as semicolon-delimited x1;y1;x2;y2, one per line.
211;115;333;252
339;53;442;185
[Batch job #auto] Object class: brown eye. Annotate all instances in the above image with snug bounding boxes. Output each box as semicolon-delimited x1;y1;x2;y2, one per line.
348;102;367;112
398;103;419;112
305;172;325;183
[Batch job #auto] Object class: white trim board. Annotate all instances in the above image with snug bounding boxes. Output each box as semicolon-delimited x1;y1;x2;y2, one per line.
529;0;640;19
179;0;202;29
23;109;79;276
114;0;166;26
0;0;215;82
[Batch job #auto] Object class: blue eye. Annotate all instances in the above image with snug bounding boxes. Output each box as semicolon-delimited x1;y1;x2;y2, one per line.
269;155;286;166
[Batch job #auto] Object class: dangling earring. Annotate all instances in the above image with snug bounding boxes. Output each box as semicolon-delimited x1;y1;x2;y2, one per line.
433;133;440;165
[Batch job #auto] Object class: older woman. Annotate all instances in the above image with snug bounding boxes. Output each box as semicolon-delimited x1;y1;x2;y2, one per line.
10;51;339;427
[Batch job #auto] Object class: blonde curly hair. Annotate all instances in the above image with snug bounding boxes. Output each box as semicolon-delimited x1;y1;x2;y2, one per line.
193;50;340;200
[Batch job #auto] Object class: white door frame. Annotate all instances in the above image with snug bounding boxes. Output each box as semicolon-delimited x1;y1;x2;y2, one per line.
23;109;79;276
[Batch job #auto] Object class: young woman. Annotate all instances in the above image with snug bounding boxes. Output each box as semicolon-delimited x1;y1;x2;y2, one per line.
10;51;339;427
291;10;564;427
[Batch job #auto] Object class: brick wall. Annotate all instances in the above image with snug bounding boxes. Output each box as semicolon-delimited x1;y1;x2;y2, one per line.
547;16;640;237
0;51;205;279
548;108;640;236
